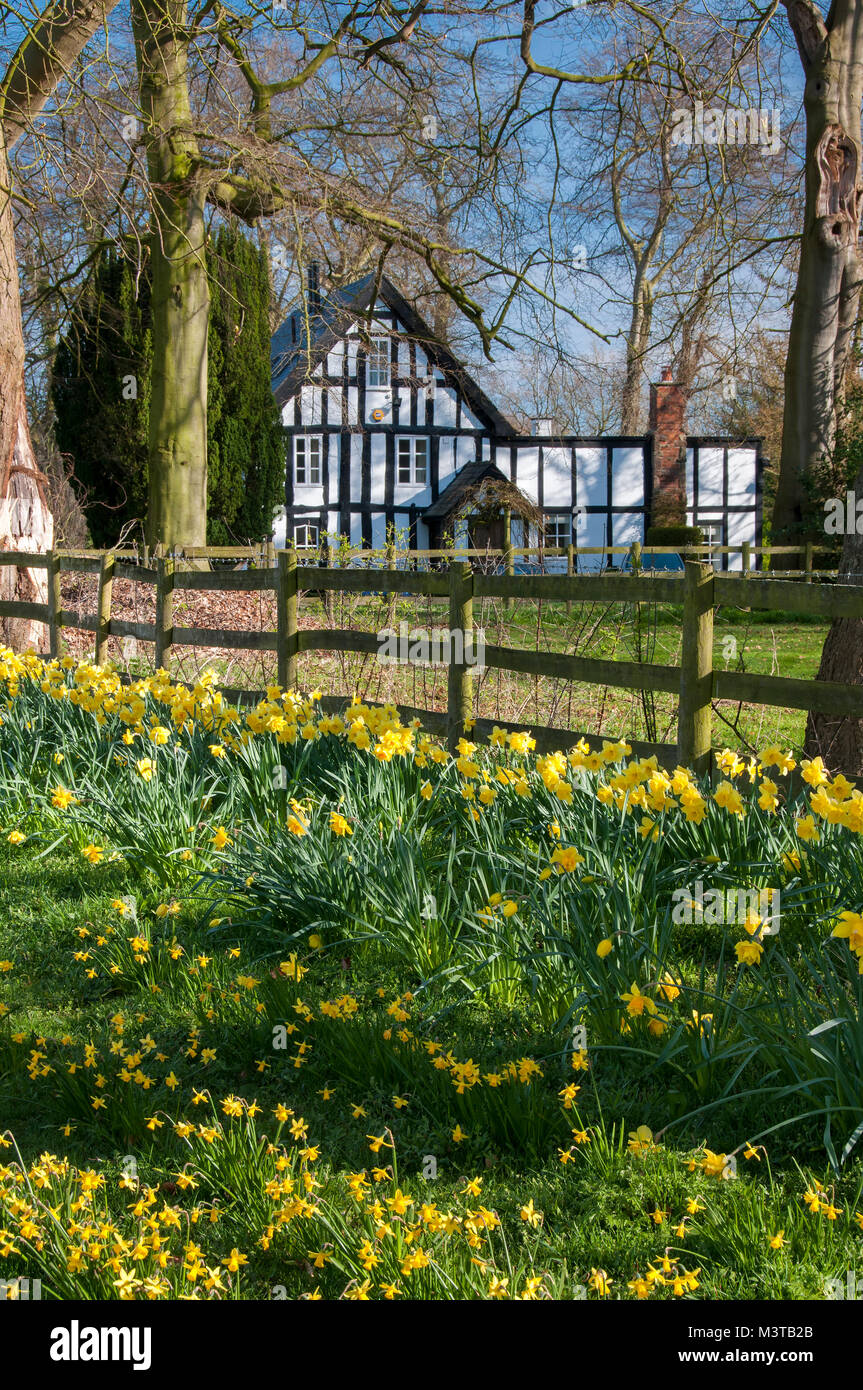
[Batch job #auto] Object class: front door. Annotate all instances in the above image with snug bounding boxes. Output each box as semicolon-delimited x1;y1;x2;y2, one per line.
468;517;505;550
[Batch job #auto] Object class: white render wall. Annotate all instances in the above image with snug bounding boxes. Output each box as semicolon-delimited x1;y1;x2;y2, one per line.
686;445;759;571
276;309;760;568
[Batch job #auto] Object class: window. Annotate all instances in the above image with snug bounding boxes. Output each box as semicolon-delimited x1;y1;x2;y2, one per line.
544;517;570;548
294;523;319;549
397;437;428;485
294;436;321;486
366;336;391;388
698;519;725;569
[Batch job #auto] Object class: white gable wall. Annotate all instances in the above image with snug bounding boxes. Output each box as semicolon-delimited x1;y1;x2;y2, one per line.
433;386;459;428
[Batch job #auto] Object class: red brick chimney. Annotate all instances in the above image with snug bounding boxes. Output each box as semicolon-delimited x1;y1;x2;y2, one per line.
648;366;688;527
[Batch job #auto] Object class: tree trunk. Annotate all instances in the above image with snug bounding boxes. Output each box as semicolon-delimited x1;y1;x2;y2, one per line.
620;275;653;434
774;1;863;544
0;117;52;652
1;0;123;650
804;446;863;768
132;0;209;550
777;2;863;770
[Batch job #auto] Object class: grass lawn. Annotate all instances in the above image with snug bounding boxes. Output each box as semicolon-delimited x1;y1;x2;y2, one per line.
3;841;861;1303
1;646;862;1307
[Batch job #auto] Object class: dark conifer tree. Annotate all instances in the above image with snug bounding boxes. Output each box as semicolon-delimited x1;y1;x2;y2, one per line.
53;228;283;546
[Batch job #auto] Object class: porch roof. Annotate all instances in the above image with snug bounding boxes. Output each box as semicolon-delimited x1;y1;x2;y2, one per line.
422;460;518;522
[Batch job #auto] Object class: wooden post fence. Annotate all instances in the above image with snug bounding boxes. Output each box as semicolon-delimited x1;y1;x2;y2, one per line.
8;542;863;778
95;552;115;665
384;536;397;628
278;549;299;690
47;550;62;659
447;561;474;751
503;507;513;610
677;560;714;774
154;556;174;671
566;541;575;616
323;539;335;624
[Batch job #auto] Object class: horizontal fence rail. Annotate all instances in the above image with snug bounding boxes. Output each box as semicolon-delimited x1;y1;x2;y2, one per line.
7;538;841;577
0;547;861;769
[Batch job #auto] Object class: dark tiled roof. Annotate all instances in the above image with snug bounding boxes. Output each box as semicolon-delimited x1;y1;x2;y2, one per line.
270;275;373;407
422;459;513;521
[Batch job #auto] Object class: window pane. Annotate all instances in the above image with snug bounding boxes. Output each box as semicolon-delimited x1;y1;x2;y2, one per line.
544;518;569;547
397;438;411;483
368;336;390;387
411;439;425;483
296;436;323;485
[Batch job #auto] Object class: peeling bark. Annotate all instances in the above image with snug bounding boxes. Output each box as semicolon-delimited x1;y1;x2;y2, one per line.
1;0;121;650
0;117;52;652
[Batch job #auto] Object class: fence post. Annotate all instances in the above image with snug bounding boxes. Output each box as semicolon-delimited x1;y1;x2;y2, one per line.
95;552;115;665
323;539;335;623
447;561;474;752
629;541;643;655
677;560;714;775
47;550;62;659
502;507;513;610
740;540;751;613
385;535;397;627
566;541;574;616
805;541;813;583
278;550;299;690
154;556;174;672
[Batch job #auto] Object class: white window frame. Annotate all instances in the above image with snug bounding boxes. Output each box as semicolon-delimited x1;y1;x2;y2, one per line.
366;336;391;388
294;523;319;549
397;436;429;485
698;519;725;569
294;435;322;486
543;516;571;548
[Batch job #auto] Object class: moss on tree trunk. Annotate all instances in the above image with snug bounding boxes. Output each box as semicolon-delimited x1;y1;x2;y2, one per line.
132;0;209;550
